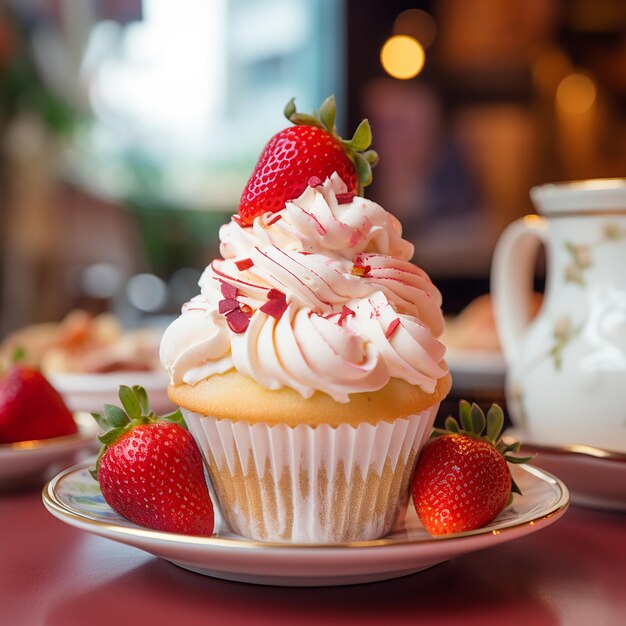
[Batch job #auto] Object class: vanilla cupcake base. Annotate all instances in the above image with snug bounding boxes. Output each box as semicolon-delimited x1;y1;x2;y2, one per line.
184;405;439;543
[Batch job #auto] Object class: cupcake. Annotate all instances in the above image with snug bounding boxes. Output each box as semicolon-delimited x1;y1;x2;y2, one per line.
160;102;450;543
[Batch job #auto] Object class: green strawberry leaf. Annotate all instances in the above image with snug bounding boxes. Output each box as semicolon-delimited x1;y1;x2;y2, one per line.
471;403;486;435
160;408;187;429
362;149;379;166
486;405;504;443
289;113;324;129
89;445;107;480
505;455;533;464
354;153;372;190
90;411;110;431
349;119;372;151
319;95;336;133
283;97;296;120
459;400;473;432
499;440;522;456
119;385;141;419
431;427;448;438
132;385;151;415
103;404;130;428
98;426;128;445
445;416;460;433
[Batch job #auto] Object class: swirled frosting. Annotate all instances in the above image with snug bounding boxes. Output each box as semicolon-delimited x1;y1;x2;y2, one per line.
160;174;447;403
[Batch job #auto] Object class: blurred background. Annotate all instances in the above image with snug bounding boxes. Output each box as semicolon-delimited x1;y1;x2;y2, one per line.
1;0;625;336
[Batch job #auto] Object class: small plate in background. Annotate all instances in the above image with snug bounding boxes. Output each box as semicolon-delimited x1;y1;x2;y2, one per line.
0;413;98;490
508;429;626;512
49;371;172;414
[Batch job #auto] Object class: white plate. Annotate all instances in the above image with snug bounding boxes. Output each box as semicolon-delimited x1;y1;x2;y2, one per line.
445;348;506;392
49;371;172;414
0;414;98;489
508;430;626;512
43;462;569;586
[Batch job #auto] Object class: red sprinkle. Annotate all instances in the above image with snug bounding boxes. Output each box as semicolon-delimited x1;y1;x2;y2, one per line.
260;297;288;320
385;318;401;339
351;264;371;277
322;305;355;325
220;282;238;300
218;298;240;315
267;214;283;226
336;192;355;205
235;258;254;271
337;305;356;326
266;288;286;301
308;176;322;188
226;309;250;333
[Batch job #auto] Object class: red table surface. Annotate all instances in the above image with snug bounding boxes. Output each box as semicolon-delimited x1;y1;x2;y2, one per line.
1;485;624;626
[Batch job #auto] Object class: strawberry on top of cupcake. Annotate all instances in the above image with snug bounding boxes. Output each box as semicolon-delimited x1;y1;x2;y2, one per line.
238;95;377;224
161;96;447;407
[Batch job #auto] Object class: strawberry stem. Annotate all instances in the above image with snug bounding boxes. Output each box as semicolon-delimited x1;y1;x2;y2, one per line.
89;385;186;480
431;400;533;499
283;95;378;195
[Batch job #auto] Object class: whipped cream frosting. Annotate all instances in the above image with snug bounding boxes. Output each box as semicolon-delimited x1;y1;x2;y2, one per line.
160;174;447;403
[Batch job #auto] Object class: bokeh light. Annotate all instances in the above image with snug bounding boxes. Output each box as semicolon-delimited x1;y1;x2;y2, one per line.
533;48;572;94
168;267;202;305
393;9;436;49
556;73;597;114
380;35;425;80
127;273;168;312
80;263;122;299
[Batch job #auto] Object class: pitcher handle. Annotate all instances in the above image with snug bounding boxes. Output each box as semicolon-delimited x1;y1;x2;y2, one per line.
490;215;549;365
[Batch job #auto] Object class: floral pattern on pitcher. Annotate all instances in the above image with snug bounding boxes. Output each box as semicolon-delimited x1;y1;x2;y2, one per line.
508;382;528;430
549;317;581;370
508;315;581;424
564;222;626;286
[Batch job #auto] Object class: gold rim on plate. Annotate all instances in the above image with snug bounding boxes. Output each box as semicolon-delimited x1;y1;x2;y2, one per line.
42;462;570;551
516;439;626;463
0;413;96;453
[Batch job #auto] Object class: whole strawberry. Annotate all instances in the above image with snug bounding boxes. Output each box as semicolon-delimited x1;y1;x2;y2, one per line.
91;385;213;536
238;95;378;225
412;402;531;536
0;365;78;443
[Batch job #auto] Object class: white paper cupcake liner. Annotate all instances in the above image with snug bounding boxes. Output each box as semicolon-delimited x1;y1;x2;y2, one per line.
183;405;439;543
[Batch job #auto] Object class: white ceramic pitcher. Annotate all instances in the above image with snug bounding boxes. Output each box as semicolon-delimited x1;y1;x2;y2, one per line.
491;179;626;452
